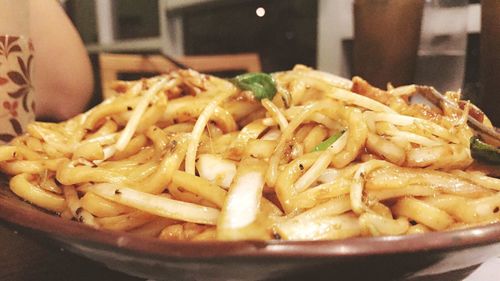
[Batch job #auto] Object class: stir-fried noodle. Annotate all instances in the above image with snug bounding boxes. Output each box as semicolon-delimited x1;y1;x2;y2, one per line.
1;65;499;241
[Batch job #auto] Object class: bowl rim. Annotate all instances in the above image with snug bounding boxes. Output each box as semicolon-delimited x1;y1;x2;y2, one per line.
1;184;500;260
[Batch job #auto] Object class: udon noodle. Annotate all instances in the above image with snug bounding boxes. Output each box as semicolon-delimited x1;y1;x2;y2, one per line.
1;65;499;241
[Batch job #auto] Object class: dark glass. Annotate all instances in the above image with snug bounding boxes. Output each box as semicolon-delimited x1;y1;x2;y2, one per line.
480;0;500;126
353;0;424;88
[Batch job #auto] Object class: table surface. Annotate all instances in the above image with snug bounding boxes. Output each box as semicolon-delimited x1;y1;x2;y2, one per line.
0;223;141;281
1;222;498;281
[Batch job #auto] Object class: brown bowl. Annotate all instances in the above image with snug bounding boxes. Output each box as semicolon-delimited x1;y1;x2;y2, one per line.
1;176;500;281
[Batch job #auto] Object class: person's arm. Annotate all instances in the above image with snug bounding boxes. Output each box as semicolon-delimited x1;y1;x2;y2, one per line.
30;0;93;120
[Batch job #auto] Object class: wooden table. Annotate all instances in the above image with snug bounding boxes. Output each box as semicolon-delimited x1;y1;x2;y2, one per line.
0;222;142;281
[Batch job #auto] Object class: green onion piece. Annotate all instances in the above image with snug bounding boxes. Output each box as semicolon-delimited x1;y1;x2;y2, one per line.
230;72;277;101
470;136;500;164
312;131;345;152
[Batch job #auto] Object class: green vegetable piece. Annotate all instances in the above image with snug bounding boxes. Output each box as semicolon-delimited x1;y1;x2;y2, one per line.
312;131;345;152
470;136;500;164
230;72;277;101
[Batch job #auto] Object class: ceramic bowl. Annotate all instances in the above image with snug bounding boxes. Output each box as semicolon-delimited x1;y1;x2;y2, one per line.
1;176;500;281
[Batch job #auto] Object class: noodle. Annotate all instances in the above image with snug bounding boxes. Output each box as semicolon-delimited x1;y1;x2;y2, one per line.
0;66;498;241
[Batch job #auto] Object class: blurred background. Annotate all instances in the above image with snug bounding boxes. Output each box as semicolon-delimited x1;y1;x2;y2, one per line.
59;0;498;124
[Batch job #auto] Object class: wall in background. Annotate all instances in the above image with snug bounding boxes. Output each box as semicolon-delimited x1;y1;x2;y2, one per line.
64;0;482;107
176;0;318;72
115;0;159;40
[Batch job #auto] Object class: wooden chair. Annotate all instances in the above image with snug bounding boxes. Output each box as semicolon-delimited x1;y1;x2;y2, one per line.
99;52;261;99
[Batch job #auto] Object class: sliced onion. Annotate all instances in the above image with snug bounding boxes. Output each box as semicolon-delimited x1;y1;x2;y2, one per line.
87;183;220;225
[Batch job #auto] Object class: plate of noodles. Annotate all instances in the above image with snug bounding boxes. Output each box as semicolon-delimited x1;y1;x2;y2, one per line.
0;65;499;280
